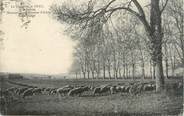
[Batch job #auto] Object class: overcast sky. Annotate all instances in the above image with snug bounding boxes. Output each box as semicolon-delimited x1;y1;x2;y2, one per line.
0;0;76;74
0;0;147;75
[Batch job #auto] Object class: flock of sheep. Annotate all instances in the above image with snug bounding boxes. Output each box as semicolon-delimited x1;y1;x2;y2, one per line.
0;80;182;115
1;81;183;102
1;82;157;99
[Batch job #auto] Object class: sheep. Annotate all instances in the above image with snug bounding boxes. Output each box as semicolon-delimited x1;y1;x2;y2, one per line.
67;87;80;96
22;88;34;98
90;86;95;91
15;88;20;94
44;88;51;92
63;85;73;89
143;83;155;91
173;82;183;90
40;88;46;93
0;90;13;103
57;88;71;96
4;88;13;97
177;82;183;89
43;88;55;95
112;84;131;94
49;88;58;95
68;86;90;96
93;85;111;96
115;85;125;93
119;85;130;93
57;86;73;96
42;88;50;94
151;83;156;90
117;85;125;92
127;85;132;93
0;96;6;105
129;83;144;95
93;87;101;96
100;85;111;94
32;88;42;95
0;96;7;114
1;90;11;97
115;86;122;92
17;87;29;95
110;86;117;94
7;87;17;94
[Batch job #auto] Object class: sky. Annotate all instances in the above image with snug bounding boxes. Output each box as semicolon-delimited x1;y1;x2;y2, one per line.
0;0;75;74
0;0;147;75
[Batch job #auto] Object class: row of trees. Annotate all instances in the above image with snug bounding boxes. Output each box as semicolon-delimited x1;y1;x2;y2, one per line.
51;0;183;92
70;9;182;80
70;16;148;80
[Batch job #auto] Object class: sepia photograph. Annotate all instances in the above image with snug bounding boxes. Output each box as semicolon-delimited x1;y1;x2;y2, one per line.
0;0;183;115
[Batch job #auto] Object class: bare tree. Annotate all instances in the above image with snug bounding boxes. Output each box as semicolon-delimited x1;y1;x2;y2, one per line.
51;0;170;92
166;0;184;65
69;59;81;79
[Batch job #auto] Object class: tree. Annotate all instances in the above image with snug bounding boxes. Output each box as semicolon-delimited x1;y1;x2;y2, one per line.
51;0;170;92
166;0;184;65
69;59;81;79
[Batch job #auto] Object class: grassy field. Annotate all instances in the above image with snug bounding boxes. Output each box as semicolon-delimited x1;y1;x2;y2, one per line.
0;78;183;116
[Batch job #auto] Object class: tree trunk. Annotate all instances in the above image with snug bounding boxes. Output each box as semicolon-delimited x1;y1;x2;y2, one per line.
96;59;101;79
180;6;184;64
115;69;118;79
80;72;82;78
154;57;164;92
87;71;90;79
169;45;175;76
125;63;128;79
82;71;86;79
113;50;117;79
108;69;111;79
91;71;95;79
131;51;135;80
150;60;153;79
141;62;145;79
153;64;156;79
103;64;106;79
173;52;176;75
128;67;130;79
123;54;126;79
164;43;169;79
132;63;135;80
165;58;169;78
75;72;78;79
149;0;165;92
181;40;184;65
139;46;145;79
179;33;184;65
91;60;96;79
123;64;126;79
119;68;122;79
107;59;111;79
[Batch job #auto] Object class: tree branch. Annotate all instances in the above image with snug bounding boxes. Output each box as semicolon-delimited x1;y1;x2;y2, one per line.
160;0;169;13
132;0;146;17
52;0;152;37
107;6;140;17
104;0;117;10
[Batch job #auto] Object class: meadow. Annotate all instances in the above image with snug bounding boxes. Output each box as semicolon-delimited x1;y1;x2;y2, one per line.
0;77;183;116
